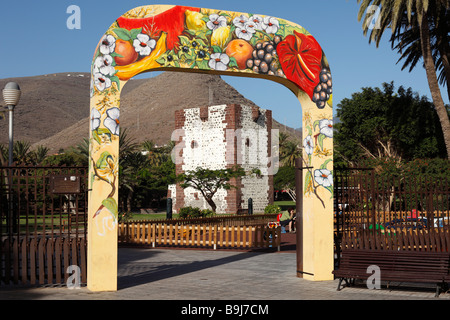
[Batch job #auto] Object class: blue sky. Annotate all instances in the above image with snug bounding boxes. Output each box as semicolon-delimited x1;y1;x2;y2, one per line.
0;0;448;130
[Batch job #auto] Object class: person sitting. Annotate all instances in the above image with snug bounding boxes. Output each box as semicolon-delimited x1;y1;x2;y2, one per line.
279;208;295;233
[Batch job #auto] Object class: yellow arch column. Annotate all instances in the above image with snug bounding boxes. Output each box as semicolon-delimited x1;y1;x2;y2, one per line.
88;4;334;291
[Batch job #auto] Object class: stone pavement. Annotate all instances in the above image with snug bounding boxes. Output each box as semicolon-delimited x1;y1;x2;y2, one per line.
0;247;448;302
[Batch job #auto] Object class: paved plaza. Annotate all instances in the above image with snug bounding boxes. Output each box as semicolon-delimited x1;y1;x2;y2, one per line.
0;247;448;302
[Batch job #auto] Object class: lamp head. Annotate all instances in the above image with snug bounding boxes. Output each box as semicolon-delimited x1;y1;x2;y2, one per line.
3;82;21;106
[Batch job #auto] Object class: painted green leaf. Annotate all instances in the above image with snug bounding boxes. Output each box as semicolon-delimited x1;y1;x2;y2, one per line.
304;171;311;194
90;172;95;194
93;128;112;145
196;60;209;70
179;35;190;46
318;134;325;150
110;75;121;90
113;28;132;41
130;28;142;39
92;131;101;145
156;56;166;64
228;57;239;68
212;45;222;53
96;151;113;170
102;197;118;220
109;52;123;62
195;38;207;47
313;120;320;131
320;159;332;170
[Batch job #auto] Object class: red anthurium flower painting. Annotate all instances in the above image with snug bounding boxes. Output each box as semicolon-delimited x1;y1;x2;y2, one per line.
116;6;200;50
277;30;323;99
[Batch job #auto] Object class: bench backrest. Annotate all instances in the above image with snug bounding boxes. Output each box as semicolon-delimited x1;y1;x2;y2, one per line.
339;250;450;275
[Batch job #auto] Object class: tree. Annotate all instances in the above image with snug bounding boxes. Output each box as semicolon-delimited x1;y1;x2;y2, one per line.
280;140;302;167
335;82;447;165
141;140;174;167
273;166;296;201
357;0;450;158
390;6;450;102
70;138;90;161
30;146;49;165
13;140;32;164
176;166;248;212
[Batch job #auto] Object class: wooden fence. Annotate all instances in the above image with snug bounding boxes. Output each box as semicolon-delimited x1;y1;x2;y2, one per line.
0;237;86;286
118;222;281;250
136;213;279;226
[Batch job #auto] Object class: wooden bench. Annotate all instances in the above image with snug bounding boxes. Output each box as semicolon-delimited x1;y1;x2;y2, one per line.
333;249;450;297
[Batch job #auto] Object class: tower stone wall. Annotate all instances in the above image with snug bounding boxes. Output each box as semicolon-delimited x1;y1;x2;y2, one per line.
168;104;273;214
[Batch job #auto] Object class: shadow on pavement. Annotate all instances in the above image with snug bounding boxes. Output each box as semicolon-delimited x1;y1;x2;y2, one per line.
117;249;266;290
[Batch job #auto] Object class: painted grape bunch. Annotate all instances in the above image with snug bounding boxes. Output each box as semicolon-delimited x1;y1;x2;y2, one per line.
246;37;284;76
312;69;333;109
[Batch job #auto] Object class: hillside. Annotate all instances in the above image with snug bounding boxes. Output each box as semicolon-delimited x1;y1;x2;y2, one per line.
0;72;300;153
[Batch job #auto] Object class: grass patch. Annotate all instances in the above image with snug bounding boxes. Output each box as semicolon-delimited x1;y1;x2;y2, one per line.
126;213;180;221
274;201;295;211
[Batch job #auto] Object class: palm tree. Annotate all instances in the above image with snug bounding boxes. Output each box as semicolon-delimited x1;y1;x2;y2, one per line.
141;140;174;167
31;145;49;165
119;150;148;211
278;132;289;149
119;128;138;160
390;6;450;102
357;0;450;158
13;140;32;164
141;140;161;167
280;140;302;167
73;138;90;160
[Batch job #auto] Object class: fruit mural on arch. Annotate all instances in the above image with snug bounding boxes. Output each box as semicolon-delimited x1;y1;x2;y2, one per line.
89;4;334;291
91;5;333;211
92;5;333;107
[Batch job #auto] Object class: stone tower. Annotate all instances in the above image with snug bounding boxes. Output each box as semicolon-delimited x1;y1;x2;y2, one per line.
168;104;274;214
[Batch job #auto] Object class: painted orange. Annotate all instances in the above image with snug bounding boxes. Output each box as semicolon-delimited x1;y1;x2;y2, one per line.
225;39;253;70
114;39;138;66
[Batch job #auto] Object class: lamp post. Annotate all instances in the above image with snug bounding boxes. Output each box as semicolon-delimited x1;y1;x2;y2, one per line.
3;82;21;166
3;82;21;235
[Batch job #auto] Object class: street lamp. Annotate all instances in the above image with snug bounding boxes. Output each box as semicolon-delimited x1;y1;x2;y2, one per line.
3;82;21;166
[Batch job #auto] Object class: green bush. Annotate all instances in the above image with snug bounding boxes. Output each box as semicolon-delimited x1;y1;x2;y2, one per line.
264;204;281;214
200;209;215;217
118;211;133;223
179;206;215;218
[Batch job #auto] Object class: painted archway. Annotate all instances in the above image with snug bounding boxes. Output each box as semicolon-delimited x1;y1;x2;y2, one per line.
88;4;333;292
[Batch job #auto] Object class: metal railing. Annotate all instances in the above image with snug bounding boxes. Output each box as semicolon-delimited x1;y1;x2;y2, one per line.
0;165;88;285
334;168;450;252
